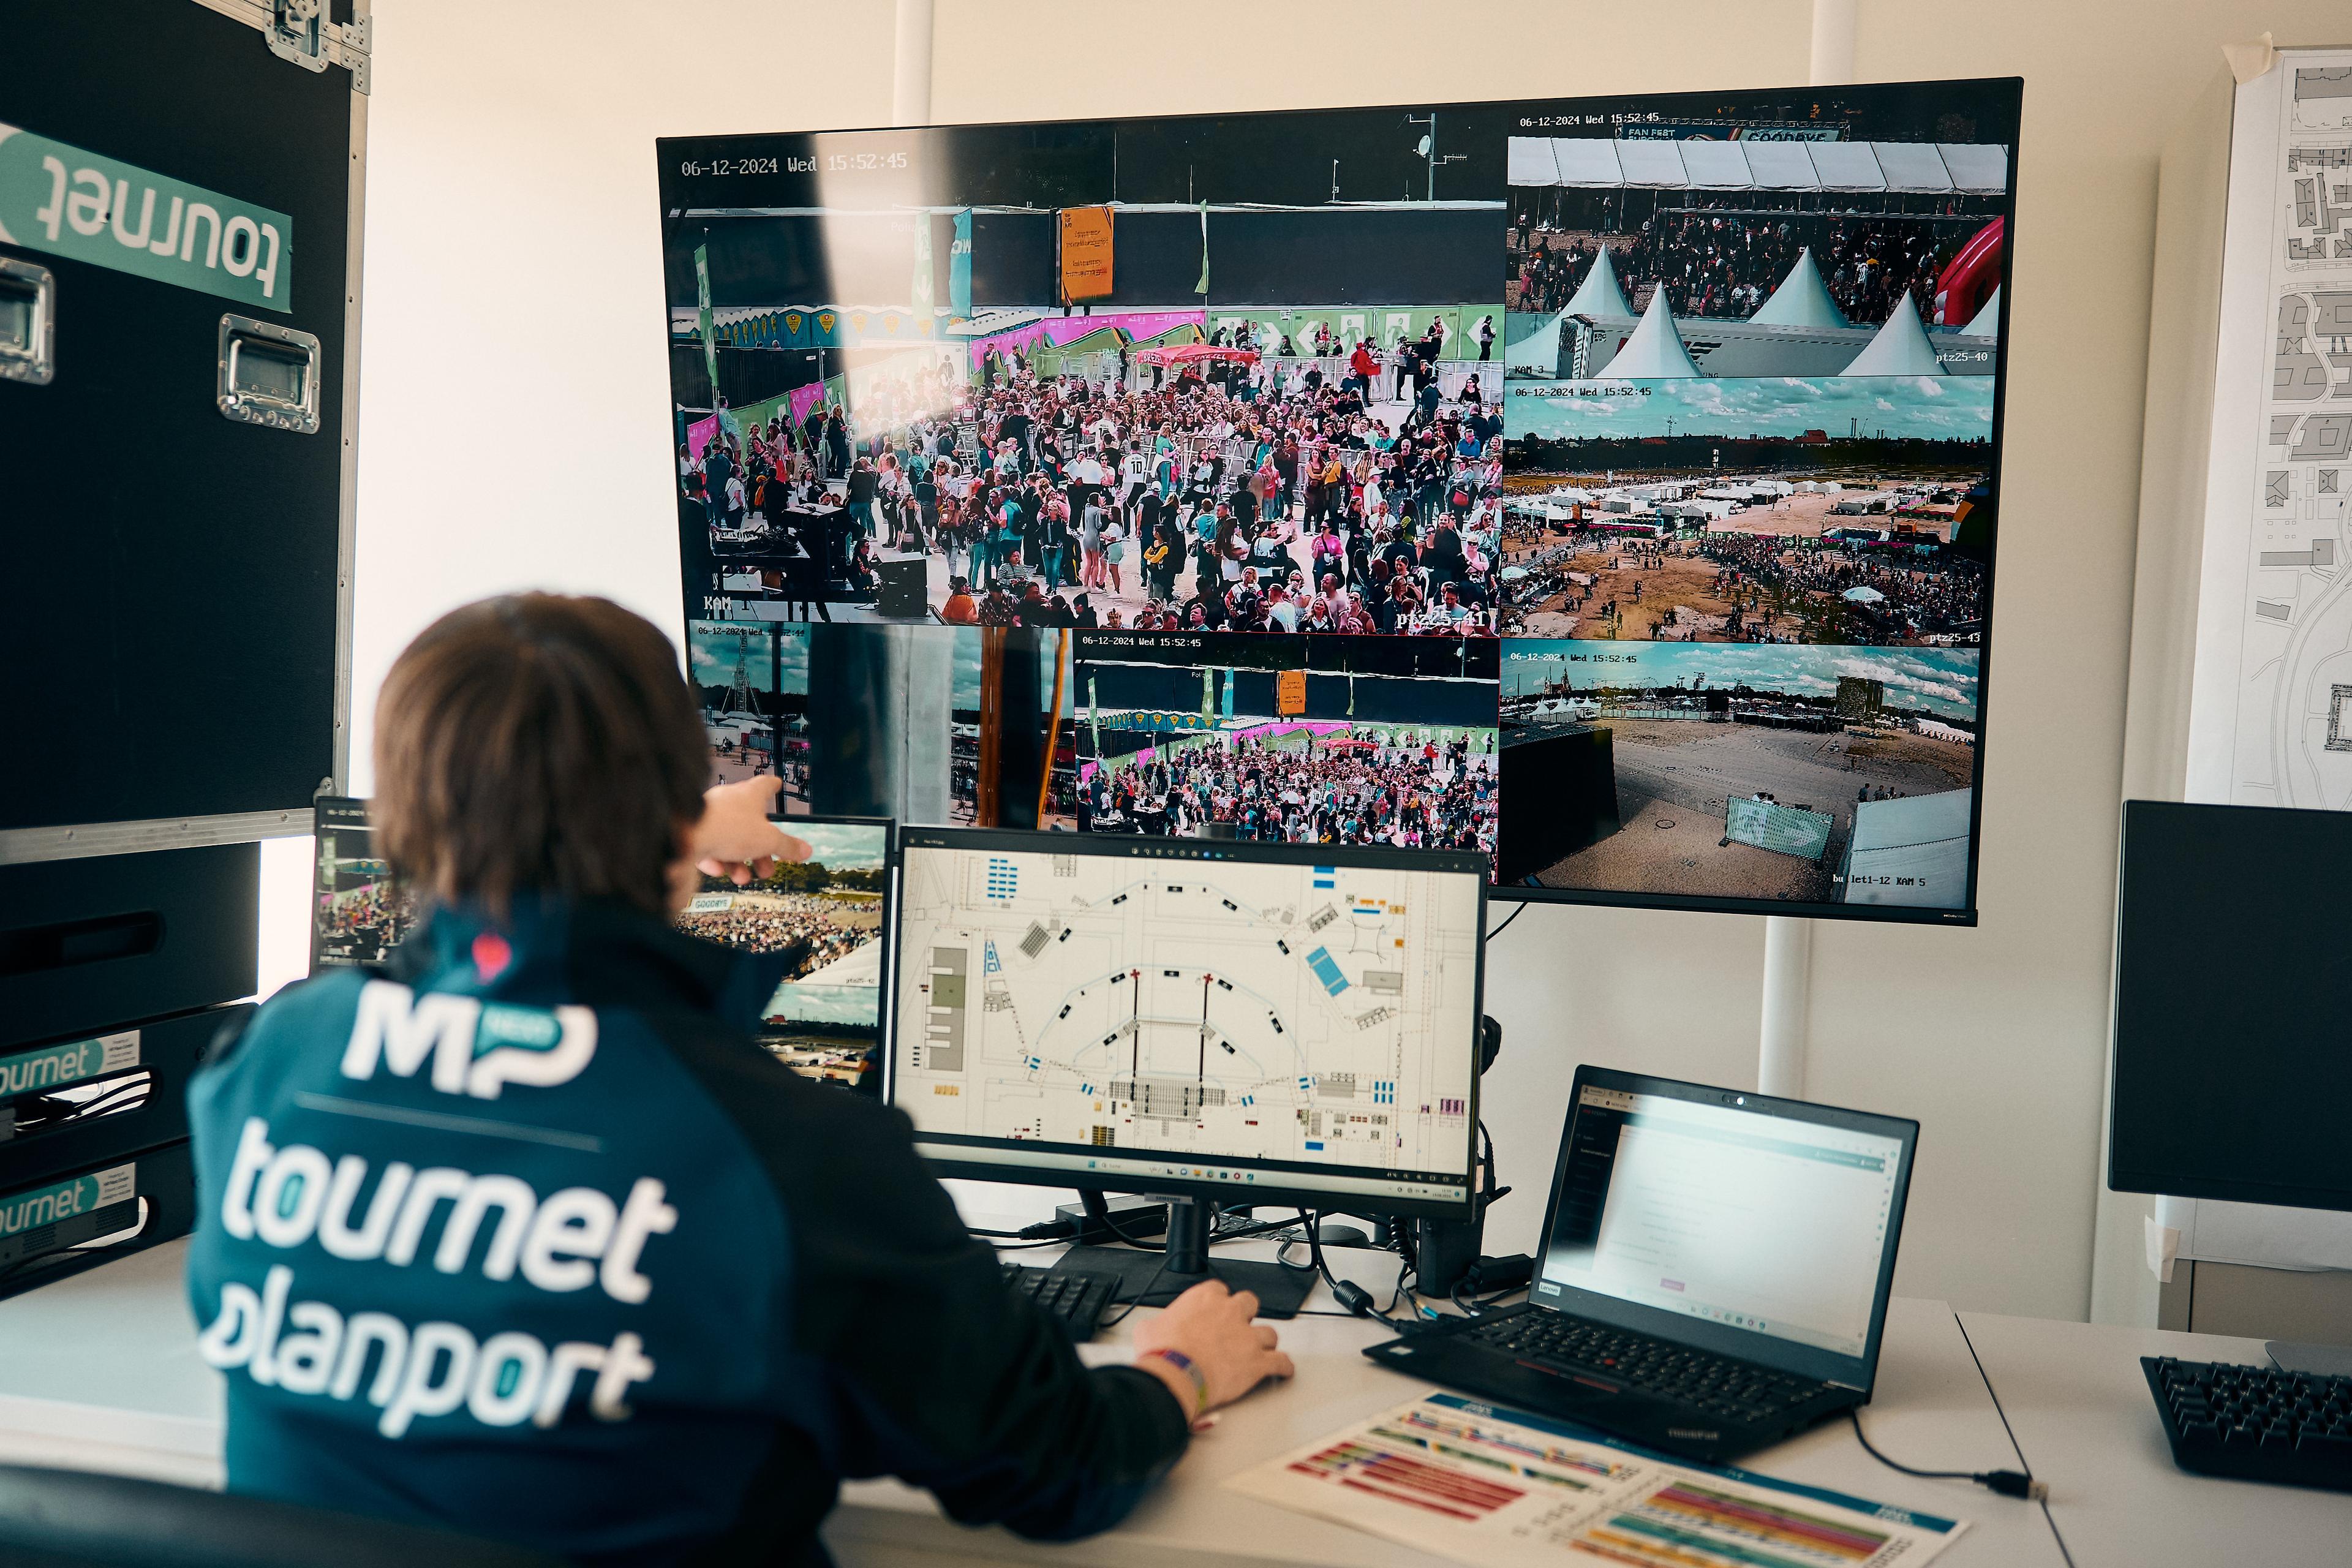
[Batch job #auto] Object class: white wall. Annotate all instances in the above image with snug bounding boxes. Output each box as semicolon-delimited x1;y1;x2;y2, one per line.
322;0;2352;1323
344;0;894;795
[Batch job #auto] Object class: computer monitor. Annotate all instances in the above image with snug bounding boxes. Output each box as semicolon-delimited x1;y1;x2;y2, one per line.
310;797;418;973
676;814;893;1095
656;75;2020;926
1535;1066;1918;1393
888;826;1487;1308
2108;800;2352;1213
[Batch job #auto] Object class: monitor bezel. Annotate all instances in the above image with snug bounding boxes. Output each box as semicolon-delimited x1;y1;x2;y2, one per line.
885;825;1487;1220
1530;1065;1920;1394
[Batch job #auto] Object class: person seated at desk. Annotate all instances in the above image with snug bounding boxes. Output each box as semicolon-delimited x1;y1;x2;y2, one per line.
183;594;1293;1566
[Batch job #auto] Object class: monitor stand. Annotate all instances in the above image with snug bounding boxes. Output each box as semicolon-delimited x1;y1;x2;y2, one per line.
1055;1196;1316;1319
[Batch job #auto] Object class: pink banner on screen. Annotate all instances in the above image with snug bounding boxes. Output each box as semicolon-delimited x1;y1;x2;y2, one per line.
964;311;1205;369
687;413;719;456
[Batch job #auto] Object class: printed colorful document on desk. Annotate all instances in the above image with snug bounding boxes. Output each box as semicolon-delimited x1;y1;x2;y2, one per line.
1225;1393;1966;1568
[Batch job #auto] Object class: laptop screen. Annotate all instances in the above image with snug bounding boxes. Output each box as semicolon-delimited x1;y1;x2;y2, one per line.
1534;1076;1912;1382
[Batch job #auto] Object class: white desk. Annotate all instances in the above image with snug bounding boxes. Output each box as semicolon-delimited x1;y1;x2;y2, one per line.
1961;1311;2352;1566
0;1237;2060;1565
827;1245;2060;1568
0;1242;221;1490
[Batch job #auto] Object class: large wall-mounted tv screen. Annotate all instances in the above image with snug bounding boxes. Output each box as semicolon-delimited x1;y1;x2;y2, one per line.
655;75;2018;925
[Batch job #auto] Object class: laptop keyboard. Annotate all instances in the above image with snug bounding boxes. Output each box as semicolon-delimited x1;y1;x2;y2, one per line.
1460;1311;1821;1421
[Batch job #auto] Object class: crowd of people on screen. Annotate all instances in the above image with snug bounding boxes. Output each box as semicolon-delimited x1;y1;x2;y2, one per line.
1490;518;1985;644
1697;535;1985;643
1078;729;1496;855
679;325;1508;636
318;883;418;949
1511;203;1972;326
674;892;875;979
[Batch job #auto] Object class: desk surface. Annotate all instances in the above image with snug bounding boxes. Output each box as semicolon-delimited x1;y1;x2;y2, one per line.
829;1246;2060;1568
0;1237;2065;1566
1959;1311;2352;1567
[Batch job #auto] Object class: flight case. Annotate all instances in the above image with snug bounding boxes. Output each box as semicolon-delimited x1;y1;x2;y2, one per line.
0;1;368;1295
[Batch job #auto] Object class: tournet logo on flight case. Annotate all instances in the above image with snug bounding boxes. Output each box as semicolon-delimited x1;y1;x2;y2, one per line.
0;123;292;307
0;1029;140;1098
0;1163;138;1268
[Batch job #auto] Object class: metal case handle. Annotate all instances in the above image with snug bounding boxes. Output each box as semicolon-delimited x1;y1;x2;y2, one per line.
217;314;322;434
0;258;56;386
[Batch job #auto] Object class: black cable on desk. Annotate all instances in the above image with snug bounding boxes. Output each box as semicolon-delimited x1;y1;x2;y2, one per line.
1306;1211;1409;1327
1845;1409;2048;1501
1098;1254;1173;1329
1065;1195;1316;1256
1449;1279;1519;1317
1080;1190;1166;1251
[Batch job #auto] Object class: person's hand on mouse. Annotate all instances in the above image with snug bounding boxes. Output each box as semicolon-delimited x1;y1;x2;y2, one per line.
1131;1280;1296;1427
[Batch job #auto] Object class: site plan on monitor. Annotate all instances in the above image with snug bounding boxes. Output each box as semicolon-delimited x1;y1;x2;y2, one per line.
656;75;2018;925
890;834;1483;1207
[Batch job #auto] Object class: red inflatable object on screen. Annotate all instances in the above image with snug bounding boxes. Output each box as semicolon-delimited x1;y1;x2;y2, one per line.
1934;217;2003;328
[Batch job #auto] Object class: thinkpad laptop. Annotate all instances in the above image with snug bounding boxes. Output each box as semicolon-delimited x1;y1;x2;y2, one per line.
1366;1066;1919;1464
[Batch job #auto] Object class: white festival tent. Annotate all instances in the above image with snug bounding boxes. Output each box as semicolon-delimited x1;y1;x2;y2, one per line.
1841;293;1947;375
1562;245;1635;318
793;933;882;989
1606;288;1704;377
1504;137;2010;195
1747;247;1850;330
1959;285;2003;337
1506;311;1564;374
1844;788;1973;911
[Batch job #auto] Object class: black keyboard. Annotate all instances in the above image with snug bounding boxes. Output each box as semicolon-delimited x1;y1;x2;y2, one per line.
1003;1263;1117;1342
2144;1356;2352;1491
1460;1310;1821;1422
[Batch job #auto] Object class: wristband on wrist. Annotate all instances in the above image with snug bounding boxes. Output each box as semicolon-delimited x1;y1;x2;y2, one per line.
1138;1348;1208;1419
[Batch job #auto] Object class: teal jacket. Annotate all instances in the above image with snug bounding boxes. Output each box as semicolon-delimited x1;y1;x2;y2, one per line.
185;898;1189;1566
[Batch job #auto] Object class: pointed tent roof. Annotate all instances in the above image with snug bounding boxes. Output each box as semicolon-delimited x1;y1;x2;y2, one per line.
1842;293;1947;375
1563;246;1634;318
1607;288;1704;378
1506;309;1566;375
1749;247;1849;330
1959;285;2002;337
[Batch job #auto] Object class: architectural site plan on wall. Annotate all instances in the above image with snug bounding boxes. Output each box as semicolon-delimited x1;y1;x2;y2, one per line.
2190;48;2352;809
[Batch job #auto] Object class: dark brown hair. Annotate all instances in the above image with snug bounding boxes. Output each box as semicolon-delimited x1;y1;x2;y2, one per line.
372;594;707;918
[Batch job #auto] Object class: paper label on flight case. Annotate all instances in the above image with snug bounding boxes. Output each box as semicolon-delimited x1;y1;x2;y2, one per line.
0;1030;140;1098
0;1163;137;1243
0;123;292;309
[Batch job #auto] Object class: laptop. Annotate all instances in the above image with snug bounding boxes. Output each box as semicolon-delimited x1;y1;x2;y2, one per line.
1364;1066;1919;1464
